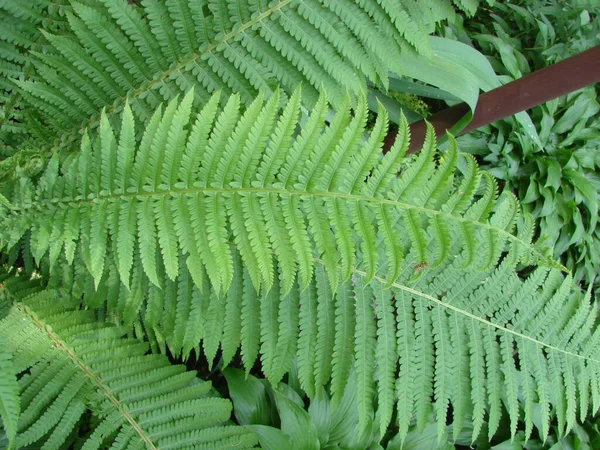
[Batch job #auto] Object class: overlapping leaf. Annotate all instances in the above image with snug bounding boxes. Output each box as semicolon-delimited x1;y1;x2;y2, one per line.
6;0;490;151
0;88;552;295
2;90;592;443
0;272;257;450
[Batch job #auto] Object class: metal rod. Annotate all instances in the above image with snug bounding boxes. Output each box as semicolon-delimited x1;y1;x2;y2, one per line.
383;44;600;154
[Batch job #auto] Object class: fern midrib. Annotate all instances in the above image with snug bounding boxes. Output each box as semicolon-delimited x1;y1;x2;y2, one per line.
14;303;159;450
355;268;600;364
47;0;293;151
13;184;551;266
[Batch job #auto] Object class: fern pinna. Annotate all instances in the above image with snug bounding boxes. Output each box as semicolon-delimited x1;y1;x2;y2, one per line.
1;0;488;155
0;271;258;450
1;90;598;444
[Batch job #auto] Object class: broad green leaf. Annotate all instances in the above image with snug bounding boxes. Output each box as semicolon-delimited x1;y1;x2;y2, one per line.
387;419;452;450
272;390;320;450
522;181;540;204
475;35;524;79
428;36;500;92
387;77;460;102
223;368;272;426
396;36;501;139
514;111;543;152
249;425;293;449
307;387;332;445
553;89;600;135
400;42;479;113
565;169;598;230
545;159;562;191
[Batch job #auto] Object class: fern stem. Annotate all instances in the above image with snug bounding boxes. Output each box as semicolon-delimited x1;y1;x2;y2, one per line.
11;185;558;270
353;268;598;364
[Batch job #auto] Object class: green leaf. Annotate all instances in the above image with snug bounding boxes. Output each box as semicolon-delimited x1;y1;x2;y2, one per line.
553;90;600;135
545;159;562;191
272;390;320;450
565;169;598;230
396;36;503;139
427;36;500;92
6;0;482;163
475;35;524;79
0;283;257;450
514;111;543;151
249;425;293;449
0;194;14;210
223;368;272;426
522;181;540;204
2;88;587;445
387;418;451;450
307;388;331;446
400;40;479;113
387;77;460;102
568;208;585;247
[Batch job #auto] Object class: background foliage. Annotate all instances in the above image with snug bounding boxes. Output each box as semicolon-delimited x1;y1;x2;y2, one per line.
441;0;600;297
1;0;600;449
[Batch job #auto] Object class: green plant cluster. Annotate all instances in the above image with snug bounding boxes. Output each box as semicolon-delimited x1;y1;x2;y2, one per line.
225;369;600;450
443;0;600;295
1;1;599;450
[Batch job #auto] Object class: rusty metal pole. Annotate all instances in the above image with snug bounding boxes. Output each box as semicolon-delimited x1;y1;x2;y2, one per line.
383;44;600;154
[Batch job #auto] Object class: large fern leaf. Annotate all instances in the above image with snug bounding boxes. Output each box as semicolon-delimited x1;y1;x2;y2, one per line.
3;90;594;442
0;88;554;294
40;229;600;444
0;272;258;450
6;0;489;152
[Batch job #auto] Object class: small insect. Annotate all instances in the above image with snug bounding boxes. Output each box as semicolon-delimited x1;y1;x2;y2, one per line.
413;262;427;272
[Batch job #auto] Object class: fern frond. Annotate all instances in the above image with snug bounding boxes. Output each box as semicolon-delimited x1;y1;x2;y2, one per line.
6;0;488;155
0;275;257;450
2;89;554;300
3;90;595;443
